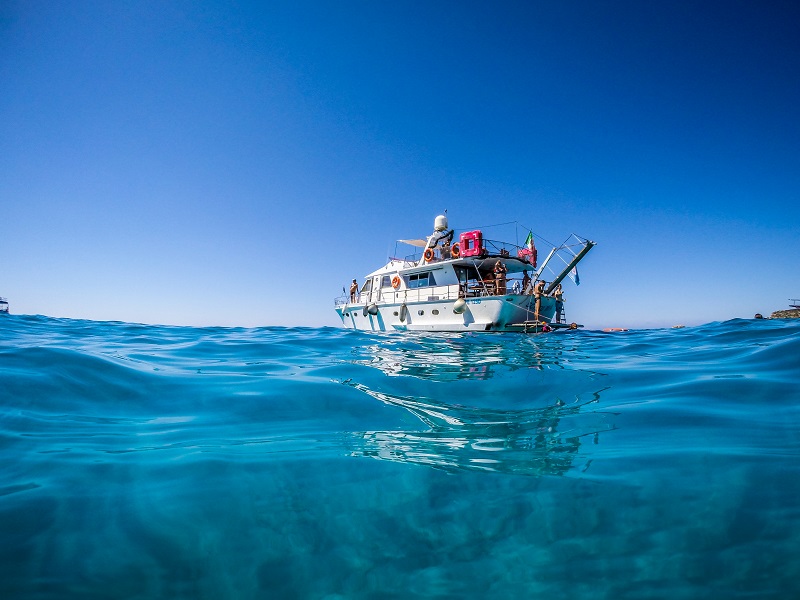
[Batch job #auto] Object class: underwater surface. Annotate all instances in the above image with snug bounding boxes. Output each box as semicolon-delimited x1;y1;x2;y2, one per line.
1;314;799;599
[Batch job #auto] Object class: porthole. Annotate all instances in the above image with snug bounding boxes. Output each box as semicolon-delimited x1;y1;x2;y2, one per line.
393;311;398;316
418;310;424;316
432;309;439;315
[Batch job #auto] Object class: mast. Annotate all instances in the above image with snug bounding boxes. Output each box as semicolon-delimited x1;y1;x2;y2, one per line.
544;241;595;295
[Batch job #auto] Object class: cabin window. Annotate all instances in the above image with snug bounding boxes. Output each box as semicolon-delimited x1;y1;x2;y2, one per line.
406;272;436;289
361;280;372;294
381;275;392;288
455;266;481;283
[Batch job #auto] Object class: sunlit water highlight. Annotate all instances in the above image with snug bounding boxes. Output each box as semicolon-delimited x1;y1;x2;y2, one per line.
1;314;799;598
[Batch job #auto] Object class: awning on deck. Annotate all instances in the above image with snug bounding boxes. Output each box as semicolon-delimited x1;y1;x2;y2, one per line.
397;239;428;248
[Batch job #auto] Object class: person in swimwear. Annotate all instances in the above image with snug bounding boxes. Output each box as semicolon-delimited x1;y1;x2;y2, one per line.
493;260;508;295
349;279;359;302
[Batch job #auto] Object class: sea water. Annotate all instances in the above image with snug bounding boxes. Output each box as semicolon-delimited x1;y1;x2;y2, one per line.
1;314;799;599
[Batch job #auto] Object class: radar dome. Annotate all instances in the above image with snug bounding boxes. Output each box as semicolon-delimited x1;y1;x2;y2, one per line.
434;214;448;231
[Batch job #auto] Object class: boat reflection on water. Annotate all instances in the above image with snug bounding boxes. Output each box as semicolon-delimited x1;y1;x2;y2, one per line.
348;332;592;382
343;380;615;477
342;334;615;476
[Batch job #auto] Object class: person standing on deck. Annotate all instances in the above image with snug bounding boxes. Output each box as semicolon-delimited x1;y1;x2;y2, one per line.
442;239;451;259
554;284;564;323
483;270;495;295
534;279;545;320
349;279;359;303
521;271;531;294
493;260;507;295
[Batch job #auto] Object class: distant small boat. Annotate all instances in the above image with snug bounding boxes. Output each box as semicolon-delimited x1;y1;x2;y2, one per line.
334;215;594;332
0;297;8;314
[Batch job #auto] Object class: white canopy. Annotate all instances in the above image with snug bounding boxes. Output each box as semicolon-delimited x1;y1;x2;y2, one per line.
397;239;428;248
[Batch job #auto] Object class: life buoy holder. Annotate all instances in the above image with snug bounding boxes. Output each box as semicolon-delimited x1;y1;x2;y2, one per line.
423;248;434;262
391;276;401;289
451;243;460;258
459;230;484;257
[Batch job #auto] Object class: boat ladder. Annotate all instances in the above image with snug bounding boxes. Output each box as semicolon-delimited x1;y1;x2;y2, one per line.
556;304;566;324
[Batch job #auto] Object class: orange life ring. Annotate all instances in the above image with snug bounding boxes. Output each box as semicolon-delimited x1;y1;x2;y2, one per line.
423;248;434;262
391;276;401;289
451;243;460;258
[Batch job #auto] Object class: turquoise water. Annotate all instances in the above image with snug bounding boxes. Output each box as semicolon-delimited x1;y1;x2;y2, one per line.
1;314;799;599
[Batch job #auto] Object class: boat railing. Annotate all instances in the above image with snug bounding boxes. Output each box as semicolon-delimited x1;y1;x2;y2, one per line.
334;278;540;308
385;253;423;267
386;256;419;268
377;285;463;305
396;241;534;266
483;238;524;256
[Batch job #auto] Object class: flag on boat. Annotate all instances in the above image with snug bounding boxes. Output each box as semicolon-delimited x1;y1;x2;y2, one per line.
525;231;534;251
520;231;537;268
570;266;580;286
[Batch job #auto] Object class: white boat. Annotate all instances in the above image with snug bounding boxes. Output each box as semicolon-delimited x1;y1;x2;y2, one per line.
0;297;8;314
334;215;594;332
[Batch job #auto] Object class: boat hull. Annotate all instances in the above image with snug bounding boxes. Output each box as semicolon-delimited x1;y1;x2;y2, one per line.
335;295;556;332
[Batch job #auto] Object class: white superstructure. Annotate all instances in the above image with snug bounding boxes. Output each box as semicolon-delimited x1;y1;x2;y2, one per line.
334;216;594;333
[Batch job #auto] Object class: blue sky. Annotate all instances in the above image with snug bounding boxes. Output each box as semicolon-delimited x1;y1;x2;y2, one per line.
2;0;798;329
